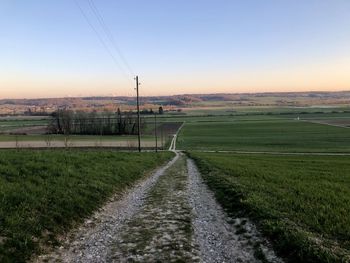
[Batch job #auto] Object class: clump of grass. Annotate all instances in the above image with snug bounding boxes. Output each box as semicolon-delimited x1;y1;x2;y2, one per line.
189;152;350;262
0;149;173;262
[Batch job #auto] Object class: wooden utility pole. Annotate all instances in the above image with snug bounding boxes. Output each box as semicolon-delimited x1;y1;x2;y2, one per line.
154;113;158;152
160;126;164;150
135;76;141;152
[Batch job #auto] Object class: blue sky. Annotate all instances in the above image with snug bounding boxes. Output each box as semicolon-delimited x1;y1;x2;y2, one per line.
1;0;350;98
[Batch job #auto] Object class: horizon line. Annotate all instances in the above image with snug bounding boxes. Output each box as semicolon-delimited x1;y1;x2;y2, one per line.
1;89;350;101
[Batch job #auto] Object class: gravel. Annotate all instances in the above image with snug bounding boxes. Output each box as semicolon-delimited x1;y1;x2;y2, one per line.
106;154;200;262
35;153;179;262
34;153;284;263
187;158;284;263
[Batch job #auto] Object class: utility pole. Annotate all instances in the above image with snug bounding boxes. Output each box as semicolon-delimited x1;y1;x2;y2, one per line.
154;113;158;152
160;126;164;150
135;76;141;152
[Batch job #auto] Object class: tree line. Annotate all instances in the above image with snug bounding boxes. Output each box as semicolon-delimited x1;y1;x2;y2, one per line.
48;109;147;136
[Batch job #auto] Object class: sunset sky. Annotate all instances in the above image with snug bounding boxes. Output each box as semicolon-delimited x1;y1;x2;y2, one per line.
1;0;350;99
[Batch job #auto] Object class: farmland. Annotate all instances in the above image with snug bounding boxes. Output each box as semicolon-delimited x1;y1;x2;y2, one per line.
1;104;350;262
0;150;173;262
174;108;350;262
0;119;182;149
188;152;350;262
3;0;350;260
0;135;160;149
0;118;48;132
177;118;350;152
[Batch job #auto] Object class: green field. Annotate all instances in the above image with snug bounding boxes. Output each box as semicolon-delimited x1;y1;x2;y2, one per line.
189;152;350;262
181;105;350;117
0;119;48;130
2;107;350;262
0;150;173;262
178;119;350;152
0;118;174;148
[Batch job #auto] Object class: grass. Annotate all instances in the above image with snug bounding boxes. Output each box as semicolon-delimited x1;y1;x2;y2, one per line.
172;104;350;117
178;119;350;152
0;119;48;130
112;156;194;261
158;107;350;123
188;152;350;262
0;149;173;262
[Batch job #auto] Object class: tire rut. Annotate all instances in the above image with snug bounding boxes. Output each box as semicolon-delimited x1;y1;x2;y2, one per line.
107;155;200;262
35;153;180;263
35;152;283;263
187;159;284;263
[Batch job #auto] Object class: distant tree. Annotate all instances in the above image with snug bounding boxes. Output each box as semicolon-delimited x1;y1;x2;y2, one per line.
61;110;74;135
159;106;164;115
49;109;145;136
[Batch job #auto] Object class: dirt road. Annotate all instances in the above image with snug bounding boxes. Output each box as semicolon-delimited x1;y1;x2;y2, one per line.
35;150;282;263
304;119;350;128
0;140;156;149
193;150;350;156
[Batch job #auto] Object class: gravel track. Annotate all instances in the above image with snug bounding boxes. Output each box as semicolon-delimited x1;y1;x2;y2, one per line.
187;159;283;263
35;152;283;263
35;153;179;262
107;155;200;262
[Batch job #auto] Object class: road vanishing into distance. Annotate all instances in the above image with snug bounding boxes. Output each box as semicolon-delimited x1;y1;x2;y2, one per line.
34;131;283;263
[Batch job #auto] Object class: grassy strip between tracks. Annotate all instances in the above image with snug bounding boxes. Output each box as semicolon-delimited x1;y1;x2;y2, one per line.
188;152;350;263
0;149;173;262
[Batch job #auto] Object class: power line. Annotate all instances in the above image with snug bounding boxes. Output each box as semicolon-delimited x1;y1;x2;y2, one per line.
73;0;132;81
135;75;141;152
87;0;135;78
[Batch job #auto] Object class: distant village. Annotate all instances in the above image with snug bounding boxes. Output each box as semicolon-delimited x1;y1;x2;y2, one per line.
1;91;350;116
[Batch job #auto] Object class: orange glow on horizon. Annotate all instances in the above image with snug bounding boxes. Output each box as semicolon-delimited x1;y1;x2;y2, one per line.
1;59;350;99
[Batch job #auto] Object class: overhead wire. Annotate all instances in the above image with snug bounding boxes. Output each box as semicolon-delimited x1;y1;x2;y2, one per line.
86;0;135;78
73;0;132;82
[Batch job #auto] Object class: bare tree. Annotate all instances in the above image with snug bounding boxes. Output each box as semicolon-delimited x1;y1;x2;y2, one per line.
49;109;146;136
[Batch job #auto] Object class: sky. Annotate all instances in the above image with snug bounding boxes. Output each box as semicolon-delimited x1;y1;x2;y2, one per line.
1;0;350;99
